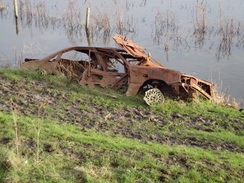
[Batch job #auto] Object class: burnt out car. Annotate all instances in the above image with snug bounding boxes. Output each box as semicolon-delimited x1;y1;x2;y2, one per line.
21;34;214;105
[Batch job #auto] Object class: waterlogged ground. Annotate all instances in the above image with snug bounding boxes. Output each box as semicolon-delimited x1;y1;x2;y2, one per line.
0;0;244;106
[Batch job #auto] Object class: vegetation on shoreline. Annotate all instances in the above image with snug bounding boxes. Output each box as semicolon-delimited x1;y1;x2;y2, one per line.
0;69;243;182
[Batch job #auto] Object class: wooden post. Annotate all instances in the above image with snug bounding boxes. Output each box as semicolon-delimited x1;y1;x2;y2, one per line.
86;29;91;46
14;0;18;18
85;8;91;45
15;16;19;34
85;8;90;30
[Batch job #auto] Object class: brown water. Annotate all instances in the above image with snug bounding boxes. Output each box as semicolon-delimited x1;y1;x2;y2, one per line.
0;0;243;107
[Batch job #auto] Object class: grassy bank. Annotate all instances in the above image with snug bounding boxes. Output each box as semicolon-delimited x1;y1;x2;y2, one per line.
0;69;243;182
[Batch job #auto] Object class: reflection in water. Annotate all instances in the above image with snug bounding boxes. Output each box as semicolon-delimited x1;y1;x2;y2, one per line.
86;29;91;46
2;0;243;60
216;19;242;60
14;16;18;34
152;10;179;45
151;2;244;61
14;0;138;45
0;0;243;62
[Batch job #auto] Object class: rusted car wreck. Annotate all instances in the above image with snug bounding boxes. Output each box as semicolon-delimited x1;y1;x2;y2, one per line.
21;34;214;105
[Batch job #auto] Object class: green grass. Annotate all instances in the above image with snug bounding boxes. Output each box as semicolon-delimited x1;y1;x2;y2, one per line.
0;112;243;182
0;68;243;182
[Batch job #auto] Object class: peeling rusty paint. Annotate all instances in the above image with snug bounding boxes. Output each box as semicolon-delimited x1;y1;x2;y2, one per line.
21;34;215;102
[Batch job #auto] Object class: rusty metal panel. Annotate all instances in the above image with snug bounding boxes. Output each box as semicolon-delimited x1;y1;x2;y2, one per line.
113;34;148;59
113;34;165;68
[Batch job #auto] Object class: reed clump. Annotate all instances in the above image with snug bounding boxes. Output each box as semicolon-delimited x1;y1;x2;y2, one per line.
92;11;111;36
212;81;241;109
115;9;124;34
0;3;4;11
63;1;84;41
0;0;243;59
153;10;179;45
194;4;206;34
1;0;139;45
216;18;242;59
115;9;136;34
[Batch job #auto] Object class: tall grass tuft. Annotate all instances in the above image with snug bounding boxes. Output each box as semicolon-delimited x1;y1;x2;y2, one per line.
31;100;49;161
8;99;20;156
63;0;84;42
194;4;206;34
0;0;4;11
116;9;124;34
212;81;239;109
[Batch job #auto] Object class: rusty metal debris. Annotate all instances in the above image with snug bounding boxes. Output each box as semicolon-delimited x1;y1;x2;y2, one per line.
21;34;215;105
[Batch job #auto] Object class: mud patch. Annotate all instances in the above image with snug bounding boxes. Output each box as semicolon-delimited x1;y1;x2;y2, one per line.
0;73;243;153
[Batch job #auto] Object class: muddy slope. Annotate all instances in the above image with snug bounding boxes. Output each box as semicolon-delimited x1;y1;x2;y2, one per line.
0;73;243;153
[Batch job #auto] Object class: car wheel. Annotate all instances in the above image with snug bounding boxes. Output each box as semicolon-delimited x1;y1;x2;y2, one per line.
143;88;165;106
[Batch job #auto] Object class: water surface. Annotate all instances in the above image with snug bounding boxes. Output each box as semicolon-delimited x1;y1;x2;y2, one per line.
0;0;243;106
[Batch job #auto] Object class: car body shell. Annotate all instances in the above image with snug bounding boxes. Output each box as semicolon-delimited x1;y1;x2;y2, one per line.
21;35;214;100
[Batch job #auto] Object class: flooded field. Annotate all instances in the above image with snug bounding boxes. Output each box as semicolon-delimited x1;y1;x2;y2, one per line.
0;0;244;107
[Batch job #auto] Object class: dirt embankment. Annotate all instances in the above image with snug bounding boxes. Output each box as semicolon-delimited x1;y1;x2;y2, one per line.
0;73;243;153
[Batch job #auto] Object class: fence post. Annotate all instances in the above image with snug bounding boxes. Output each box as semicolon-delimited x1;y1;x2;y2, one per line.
14;0;18;18
86;8;90;30
85;8;91;45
